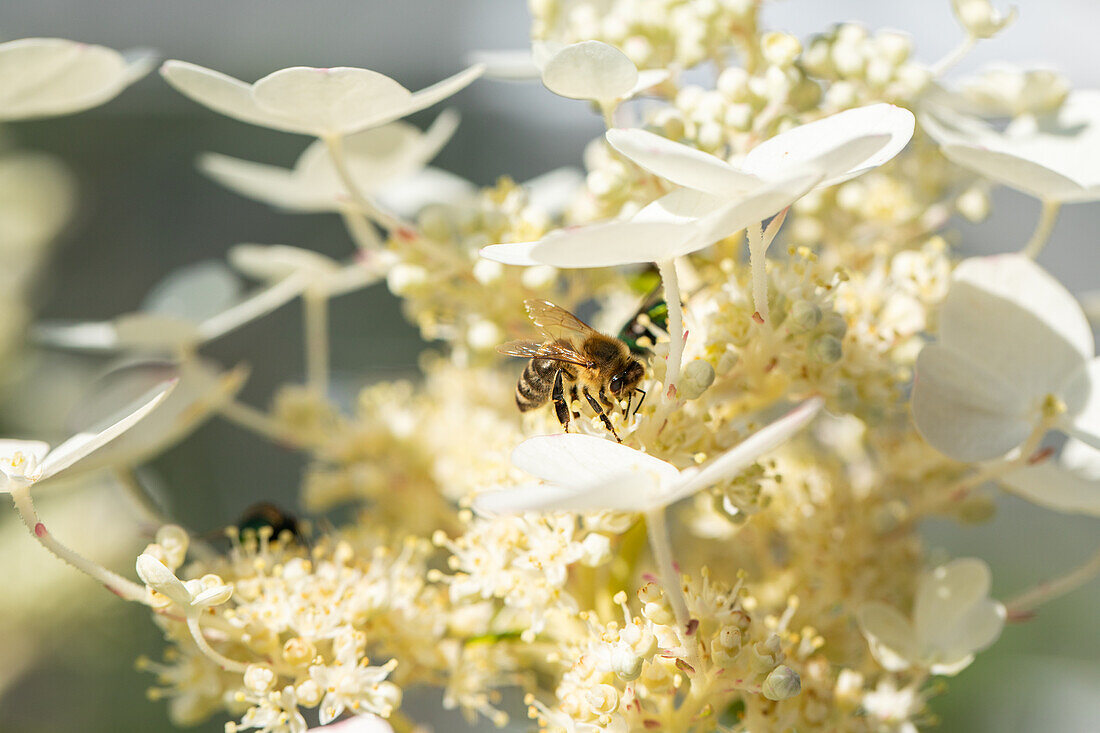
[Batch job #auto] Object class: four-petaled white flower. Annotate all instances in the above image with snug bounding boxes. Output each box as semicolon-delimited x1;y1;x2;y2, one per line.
474;398;822;514
0;380;174;494
999;438;1100;516
161;60;483;138
0;38;154;120
858;558;1006;676
308;659;401;725
911;255;1100;462
922;91;1100;203
199;110;472;215
135;553;233;610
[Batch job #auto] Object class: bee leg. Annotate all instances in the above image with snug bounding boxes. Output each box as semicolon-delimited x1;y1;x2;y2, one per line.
583;387;621;442
569;384;581;420
631;388;647;417
623;391;632;418
552;370;572;432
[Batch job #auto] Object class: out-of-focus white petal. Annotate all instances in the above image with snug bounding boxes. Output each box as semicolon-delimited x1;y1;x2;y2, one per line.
606;128;763;196
858;602;920;672
0;152;77;250
35;378;175;481
942;255;1093;399
666;398;824;504
925;91;1100;203
197;274;308;342
162;60;481;137
1000;439;1100;515
911;344;1033;462
473;475;662;514
229;243;340;282
951;0;1017;39
142;260;241;323
136;553;192;607
511;433;679;490
913;559;992;642
113;313;204;351
628;69;671;99
523;167;585;218
31;321;120;352
482;220;694;268
928;598;1005;676
741;104;915;187
0;38;153;120
541;41;638;102
467;49;540;81
63;360;246;474
1060;358;1100;450
199;153;336;211
309;714;395;733
251;66;411;136
375;167;476;218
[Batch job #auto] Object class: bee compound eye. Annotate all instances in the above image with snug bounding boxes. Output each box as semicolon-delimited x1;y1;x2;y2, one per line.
609;375;623;393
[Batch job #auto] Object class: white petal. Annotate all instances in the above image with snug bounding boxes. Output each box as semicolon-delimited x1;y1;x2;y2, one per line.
512;433;679;490
999;439;1100;516
115;313;204;351
940;144;1089;202
375;167;476;218
1059;358;1100;450
606;128;762;196
741;104;915;188
199;152;337;211
485;220;695;268
36;378;175;480
0;38;151;120
627;69;671;99
229;244;339;282
310;716;395;733
928;598;1005;675
381;65;483;131
913;558;992;646
142;260;241;323
523;167;585;218
32;320;120;352
857;602;920;672
911;344;1034;462
135;553;192;607
541;41;637;102
664;398;824;505
471;477;660;514
941;255;1093;400
466;49;540;80
161;61;310;135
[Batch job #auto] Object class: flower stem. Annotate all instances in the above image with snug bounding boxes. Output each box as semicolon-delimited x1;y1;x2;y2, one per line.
339;205;383;250
1005;545;1100;617
323;134;411;234
645;508;702;671
8;483;150;604
1021;200;1062;259
931;35;977;77
303;291;330;397
216;399;305;448
655;258;686;406
747;222;769;323
186;614;250;673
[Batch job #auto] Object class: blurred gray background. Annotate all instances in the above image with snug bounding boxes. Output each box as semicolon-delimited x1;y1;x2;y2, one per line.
0;1;1097;731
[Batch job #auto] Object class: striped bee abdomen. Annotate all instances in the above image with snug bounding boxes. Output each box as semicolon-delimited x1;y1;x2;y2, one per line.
516;358;558;411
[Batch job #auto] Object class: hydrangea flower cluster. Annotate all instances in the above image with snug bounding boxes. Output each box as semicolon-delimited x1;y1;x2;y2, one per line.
3;4;1100;732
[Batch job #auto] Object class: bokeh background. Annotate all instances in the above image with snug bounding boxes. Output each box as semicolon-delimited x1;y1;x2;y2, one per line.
1;1;1098;731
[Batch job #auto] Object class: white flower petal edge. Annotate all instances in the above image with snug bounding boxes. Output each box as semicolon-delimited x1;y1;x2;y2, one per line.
308;715;395;733
0;379;174;490
161;60;482;137
606;128;763;196
858;559;1005;676
473;397;822;514
541;41;638;102
0;38;154;120
912;255;1099;462
999;439;1100;516
741;103;915;187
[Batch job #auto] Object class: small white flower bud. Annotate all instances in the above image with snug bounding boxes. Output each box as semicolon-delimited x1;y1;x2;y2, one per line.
717;67;750;100
874;31;912;66
283;637;317;666
191;583;233;608
611;645;644;680
788;301;822;332
825;81;859;110
580;533;612;566
295;679;323;707
243;664;276;693
155;525;190;570
762;32;802;68
472;258;504;285
386;263;427;295
467;318;503;351
585;683;620;716
951;0;1017;39
135;553;191;607
417;205;453;241
521;264;558;289
810;334;843;364
680;359;716;399
956;186;990;223
762;665;802;700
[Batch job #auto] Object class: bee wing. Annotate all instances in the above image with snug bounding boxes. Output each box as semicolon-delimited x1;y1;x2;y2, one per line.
497;339;593;367
524;299;599;342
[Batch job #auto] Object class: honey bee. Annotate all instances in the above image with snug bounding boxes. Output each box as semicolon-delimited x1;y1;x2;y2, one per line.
498;300;646;441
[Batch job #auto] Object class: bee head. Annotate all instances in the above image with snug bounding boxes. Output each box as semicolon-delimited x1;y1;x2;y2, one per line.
609;360;645;396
